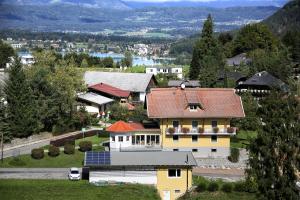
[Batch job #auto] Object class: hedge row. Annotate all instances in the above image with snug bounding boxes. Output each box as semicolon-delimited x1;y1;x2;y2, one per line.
196;180;257;193
50;130;101;147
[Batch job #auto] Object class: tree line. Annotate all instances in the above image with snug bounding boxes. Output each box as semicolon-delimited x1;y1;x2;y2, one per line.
0;50;94;141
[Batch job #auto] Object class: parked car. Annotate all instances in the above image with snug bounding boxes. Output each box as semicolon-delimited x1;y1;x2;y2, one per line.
68;167;81;180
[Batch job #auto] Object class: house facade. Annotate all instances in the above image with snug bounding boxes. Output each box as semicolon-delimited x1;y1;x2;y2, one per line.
107;121;161;151
146;87;245;158
146;66;183;79
84;151;196;200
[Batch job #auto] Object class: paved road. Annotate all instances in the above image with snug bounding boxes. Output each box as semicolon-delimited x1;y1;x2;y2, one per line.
0;167;244;182
0;168;79;179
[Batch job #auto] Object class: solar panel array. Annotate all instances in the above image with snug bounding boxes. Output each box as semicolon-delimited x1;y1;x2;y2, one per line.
85;151;111;166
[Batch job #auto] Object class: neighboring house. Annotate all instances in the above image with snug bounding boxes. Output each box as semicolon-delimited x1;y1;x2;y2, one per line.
77;92;114;114
84;151;196;200
146;87;245;158
236;71;290;99
217;71;247;86
84;72;156;102
226;53;251;67
168;80;200;88
146;66;183;79
88;82;130;102
107;121;161;151
20;55;35;66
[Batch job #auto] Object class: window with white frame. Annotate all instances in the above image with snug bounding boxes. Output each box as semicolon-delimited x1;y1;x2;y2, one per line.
118;136;123;142
111;136;115;142
168;169;181;177
126;136;130;141
189;105;198;111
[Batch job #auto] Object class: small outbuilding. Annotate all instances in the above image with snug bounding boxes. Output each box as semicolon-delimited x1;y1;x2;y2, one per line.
84;151;197;200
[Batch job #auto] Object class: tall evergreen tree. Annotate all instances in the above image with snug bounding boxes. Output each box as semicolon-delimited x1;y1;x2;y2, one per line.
0;87;10;142
189;15;224;86
247;93;300;200
4;57;40;137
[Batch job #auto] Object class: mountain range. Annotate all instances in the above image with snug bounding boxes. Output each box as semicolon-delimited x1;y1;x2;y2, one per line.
0;0;284;37
264;0;300;35
1;0;288;9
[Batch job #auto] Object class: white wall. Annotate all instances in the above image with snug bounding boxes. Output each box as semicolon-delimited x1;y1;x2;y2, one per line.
110;133;132;150
146;68;158;75
139;92;146;102
90;170;157;185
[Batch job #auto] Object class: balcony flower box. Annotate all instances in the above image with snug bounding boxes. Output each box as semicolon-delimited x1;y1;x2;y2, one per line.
227;127;235;133
182;127;190;134
198;127;204;134
213;127;219;133
168;127;175;134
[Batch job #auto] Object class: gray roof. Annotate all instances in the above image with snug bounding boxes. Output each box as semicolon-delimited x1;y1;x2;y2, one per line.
238;71;289;92
84;151;197;167
77;92;114;106
168;80;200;88
226;53;251;66
0;72;8;88
84;71;154;93
218;71;247;82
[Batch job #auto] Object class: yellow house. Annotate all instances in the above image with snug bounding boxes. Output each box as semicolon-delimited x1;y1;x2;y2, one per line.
146;87;245;158
85;151;196;200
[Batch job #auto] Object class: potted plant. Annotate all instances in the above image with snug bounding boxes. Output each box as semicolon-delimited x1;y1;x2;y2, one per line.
182;127;190;134
198;127;204;134
213;127;219;133
227;127;235;133
168;127;175;134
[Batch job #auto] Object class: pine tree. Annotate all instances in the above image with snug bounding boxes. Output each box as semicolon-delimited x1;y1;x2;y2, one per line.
247;93;300;200
0;87;10;142
189;14;224;86
4;57;40;138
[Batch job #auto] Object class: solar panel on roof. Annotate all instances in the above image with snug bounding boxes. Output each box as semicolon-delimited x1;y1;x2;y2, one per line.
85;152;111;166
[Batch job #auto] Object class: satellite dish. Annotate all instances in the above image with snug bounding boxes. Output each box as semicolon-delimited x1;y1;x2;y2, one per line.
180;83;186;90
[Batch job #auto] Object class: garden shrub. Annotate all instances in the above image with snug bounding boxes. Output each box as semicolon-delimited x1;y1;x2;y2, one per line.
65;139;75;146
79;141;92;152
228;147;240;163
64;144;75;154
48;145;60;157
196;182;207;192
198;127;204;133
221;183;233;193
207;181;219;192
182;127;190;134
234;181;247;192
31;148;44;159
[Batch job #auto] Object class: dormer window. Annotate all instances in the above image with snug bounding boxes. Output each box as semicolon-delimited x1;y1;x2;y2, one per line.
189;105;198;111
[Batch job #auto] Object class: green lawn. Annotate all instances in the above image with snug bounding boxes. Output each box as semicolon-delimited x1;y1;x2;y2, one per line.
0;149;85;168
231;130;257;148
75;135;109;146
180;191;256;200
0;180;160;200
0;135;108;168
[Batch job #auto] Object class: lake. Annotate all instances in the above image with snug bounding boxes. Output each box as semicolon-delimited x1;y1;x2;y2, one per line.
90;52;174;66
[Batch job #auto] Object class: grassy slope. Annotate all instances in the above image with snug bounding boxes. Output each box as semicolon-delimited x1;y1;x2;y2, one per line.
0;150;85;168
0;180;160;200
181;191;256;200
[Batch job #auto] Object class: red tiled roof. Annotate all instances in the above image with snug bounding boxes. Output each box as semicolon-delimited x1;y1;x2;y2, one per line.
89;83;130;98
107;121;145;132
146;88;245;118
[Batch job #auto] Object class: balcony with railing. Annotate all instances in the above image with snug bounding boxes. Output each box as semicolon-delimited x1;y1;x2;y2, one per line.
165;126;237;136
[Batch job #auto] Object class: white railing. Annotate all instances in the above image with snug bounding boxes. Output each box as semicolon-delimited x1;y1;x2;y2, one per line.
165;127;237;136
